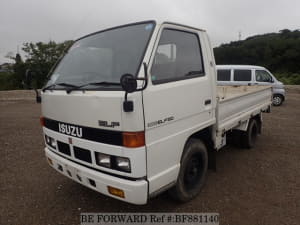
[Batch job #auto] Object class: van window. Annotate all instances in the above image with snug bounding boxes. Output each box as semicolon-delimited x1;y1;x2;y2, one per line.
217;69;231;81
255;70;273;82
151;29;204;84
233;69;251;81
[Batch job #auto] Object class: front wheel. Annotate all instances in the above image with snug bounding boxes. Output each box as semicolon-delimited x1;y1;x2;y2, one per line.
169;138;208;202
272;94;283;106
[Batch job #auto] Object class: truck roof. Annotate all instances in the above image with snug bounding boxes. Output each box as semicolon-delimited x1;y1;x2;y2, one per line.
216;65;266;70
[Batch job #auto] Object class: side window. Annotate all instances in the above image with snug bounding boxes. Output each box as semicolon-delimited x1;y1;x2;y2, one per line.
217;69;231;81
256;70;273;82
151;29;204;84
233;69;251;81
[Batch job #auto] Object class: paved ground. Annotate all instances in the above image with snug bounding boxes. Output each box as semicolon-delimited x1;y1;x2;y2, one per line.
1;87;299;225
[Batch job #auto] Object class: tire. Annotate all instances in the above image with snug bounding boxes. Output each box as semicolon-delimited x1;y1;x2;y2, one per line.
241;119;258;149
272;94;283;106
169;138;208;202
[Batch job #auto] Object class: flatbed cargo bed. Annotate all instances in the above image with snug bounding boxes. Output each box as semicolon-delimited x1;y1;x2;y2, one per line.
217;85;272;133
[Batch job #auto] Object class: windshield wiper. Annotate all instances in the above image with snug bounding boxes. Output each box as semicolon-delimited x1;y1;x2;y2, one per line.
42;82;79;92
66;81;120;94
185;70;203;76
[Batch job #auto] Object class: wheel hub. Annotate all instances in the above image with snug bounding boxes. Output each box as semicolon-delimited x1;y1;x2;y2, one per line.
184;156;202;189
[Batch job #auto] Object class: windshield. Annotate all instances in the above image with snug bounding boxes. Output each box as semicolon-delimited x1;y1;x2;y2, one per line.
46;22;155;89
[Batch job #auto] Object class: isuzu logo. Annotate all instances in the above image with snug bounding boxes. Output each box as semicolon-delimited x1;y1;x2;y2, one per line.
58;123;83;138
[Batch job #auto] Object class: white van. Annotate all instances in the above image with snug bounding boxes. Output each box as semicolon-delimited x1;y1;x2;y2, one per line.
216;65;285;106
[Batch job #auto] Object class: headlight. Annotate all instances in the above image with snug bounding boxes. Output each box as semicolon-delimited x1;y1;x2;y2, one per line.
95;153;111;168
95;153;131;173
45;135;56;149
116;157;131;173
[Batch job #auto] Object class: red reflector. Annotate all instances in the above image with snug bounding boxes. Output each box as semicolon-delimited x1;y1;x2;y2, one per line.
40;117;45;127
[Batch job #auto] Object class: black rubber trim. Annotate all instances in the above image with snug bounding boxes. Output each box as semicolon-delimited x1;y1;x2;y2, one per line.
49;149;144;181
44;118;123;146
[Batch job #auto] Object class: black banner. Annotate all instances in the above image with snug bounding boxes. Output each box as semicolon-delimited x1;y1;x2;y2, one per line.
44;118;123;146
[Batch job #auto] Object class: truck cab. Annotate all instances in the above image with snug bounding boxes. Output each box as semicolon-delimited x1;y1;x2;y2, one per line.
41;21;272;205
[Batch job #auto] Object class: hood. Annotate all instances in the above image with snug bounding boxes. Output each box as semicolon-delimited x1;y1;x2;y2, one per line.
41;90;144;132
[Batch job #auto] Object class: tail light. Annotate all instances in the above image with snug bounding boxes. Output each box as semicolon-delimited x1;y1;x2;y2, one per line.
40;116;45;126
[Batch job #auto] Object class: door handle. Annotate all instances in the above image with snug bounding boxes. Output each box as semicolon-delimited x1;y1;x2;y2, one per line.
204;99;211;105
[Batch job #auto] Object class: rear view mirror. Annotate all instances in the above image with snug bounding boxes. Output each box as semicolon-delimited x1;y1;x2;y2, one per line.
120;63;149;112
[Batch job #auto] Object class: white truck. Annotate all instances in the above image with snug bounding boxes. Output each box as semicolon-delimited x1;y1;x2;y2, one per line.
39;21;272;205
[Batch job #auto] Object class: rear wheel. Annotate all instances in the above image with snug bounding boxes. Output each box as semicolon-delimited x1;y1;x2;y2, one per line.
272;94;283;106
241;119;258;148
169;138;208;202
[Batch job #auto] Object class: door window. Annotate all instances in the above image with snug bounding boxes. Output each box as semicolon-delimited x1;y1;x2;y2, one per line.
151;29;204;84
255;70;273;82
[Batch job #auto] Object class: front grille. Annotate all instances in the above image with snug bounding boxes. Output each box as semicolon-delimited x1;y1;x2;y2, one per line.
57;141;71;156
44;118;123;146
73;146;92;163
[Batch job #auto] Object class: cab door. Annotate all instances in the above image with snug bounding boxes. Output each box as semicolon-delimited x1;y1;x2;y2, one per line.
142;25;215;194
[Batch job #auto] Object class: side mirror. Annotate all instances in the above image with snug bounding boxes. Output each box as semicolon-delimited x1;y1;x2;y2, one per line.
120;63;149;112
120;74;137;93
120;74;137;113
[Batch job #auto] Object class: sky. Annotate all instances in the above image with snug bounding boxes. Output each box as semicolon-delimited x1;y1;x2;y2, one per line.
0;0;299;64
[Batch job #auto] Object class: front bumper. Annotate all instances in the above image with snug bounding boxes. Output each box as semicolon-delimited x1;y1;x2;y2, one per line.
45;148;148;205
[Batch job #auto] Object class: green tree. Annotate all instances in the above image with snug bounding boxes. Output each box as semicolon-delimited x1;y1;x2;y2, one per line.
5;53;27;89
214;29;300;84
214;29;300;74
13;53;26;88
22;40;73;88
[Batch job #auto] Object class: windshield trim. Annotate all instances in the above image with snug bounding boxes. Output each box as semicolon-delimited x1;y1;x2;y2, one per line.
44;21;156;91
76;20;156;42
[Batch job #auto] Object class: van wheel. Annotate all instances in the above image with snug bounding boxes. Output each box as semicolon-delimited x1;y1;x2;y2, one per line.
272;94;283;106
169;138;208;202
241;119;258;149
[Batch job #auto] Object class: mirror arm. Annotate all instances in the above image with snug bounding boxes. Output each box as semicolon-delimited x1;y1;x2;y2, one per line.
122;62;149;112
34;89;41;103
136;62;148;91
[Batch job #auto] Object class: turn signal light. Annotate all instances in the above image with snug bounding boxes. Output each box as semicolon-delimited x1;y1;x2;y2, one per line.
122;131;145;148
47;157;53;166
40;116;45;127
107;186;125;198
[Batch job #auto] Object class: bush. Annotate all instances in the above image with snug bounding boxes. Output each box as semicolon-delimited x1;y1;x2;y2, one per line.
274;73;300;85
0;72;17;90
